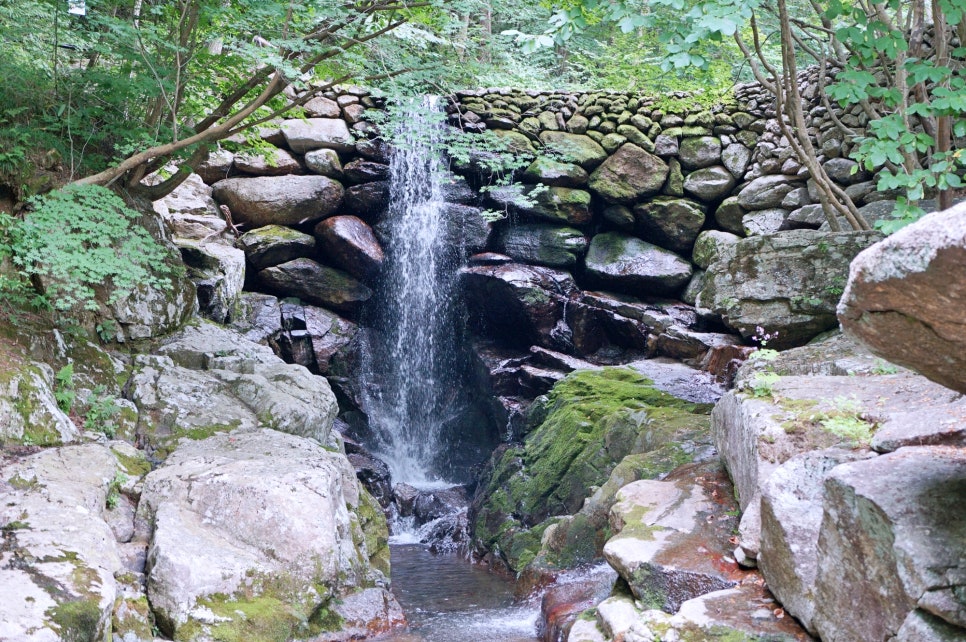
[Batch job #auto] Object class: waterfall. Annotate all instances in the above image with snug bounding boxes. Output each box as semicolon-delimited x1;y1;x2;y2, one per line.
362;97;461;488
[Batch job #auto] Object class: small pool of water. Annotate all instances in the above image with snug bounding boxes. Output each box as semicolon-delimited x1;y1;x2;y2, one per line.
377;544;540;642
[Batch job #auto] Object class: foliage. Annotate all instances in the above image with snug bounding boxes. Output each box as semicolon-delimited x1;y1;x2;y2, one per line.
749;371;780;398
83;385;119;439
7;185;176;312
106;471;128;510
54;363;76;413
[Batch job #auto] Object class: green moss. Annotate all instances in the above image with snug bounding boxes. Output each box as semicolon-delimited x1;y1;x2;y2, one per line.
8;473;41;490
111;447;152;478
48;599;102;642
181;421;241;441
354;488;390;577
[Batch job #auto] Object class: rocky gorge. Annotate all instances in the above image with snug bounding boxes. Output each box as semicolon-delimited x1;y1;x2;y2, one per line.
0;69;964;642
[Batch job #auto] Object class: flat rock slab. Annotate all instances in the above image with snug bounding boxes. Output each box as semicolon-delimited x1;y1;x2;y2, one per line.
603;464;747;613
212;175;344;228
0;444;121;642
813;446;966;641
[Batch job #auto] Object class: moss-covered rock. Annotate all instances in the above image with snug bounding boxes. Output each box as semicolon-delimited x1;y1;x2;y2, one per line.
471;368;712;572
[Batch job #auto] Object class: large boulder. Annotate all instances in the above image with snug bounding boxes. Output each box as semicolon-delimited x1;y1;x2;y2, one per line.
276;301;358;376
632;197;706;254
838;203;966;394
314;215;385;281
344;181;390;221
0;358;78;446
584;232;693;297
440;203;492;255
495;223;588;269
234;147;302;176
0;444;121;642
700;229;882;348
522;157;589;187
538;131;608;169
678;136;722;170
257;257;372;315
812;447;966;641
212;175;344;228
588;144;669;204
176;239;246;324
279;117;355;153
236;224;317;270
460;263;578;352
140;429;396;640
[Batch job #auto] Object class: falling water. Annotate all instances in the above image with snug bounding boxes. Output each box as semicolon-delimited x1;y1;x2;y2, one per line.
362;97;460;488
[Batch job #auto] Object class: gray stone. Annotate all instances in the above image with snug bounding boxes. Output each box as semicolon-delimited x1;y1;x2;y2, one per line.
176;240;246;324
496;223;587;269
742;208;788;236
682;165;736;202
195;149;235;184
236;224;316;270
303;95;341;118
0;359;78;446
212;175;344;228
280;117;355;153
691;230;740;270
233;147;301;176
487;184;592;225
839;202;966;394
304;148;344;179
813;447;966;641
701;229;882;347
822;157;870;184
783;204;827;230
522;157;589;187
632;197;707;254
737;175;803;210
141;429;392;639
653;134;679;157
538;131;608;169
722;143;752;179
714;196;746;235
678;136;722;170
602;204;636;232
589;144;670;205
257;258;372;315
584;232;693;297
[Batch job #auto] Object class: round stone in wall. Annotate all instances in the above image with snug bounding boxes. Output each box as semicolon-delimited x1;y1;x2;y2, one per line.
678;136;722;170
683;165;737;202
583;231;693;296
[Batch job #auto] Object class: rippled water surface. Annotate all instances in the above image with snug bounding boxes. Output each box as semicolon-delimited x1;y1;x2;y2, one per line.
378;544;539;642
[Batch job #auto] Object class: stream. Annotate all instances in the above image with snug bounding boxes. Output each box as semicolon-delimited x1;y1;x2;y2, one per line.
379;544;540;642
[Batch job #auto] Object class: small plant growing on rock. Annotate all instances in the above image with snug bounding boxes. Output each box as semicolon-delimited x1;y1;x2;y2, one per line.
749;372;780;398
106;472;128;510
54;363;75;413
83;387;119;439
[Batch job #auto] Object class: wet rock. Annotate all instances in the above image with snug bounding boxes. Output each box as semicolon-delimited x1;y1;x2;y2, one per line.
344;181;390;221
461;263;579;352
277;302;358;376
522;157;590;187
678;136;722;170
496;223;588;269
682;165;736;202
487;184;592;226
438;173;476;204
0;444;121;642
813;447;966;641
342;159;390;184
257;257;372;315
737;175;803;210
441;203;492;255
314;215;384;281
316;587;406;641
236;224;317;270
602;204;635;232
632;197;706;254
589;144;669;204
140;429;391;640
838;202;966;394
603;465;742;613
538;131;608;169
700;229;882;348
212;175;344;228
280;117;355;153
414;486;469;523
347;450;393;508
584;232;693;297
722;143;752;178
539;565;617;642
233;147;301;176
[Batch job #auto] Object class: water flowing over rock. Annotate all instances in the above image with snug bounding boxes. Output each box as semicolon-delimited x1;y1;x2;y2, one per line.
212;174;344;228
838;202;966;394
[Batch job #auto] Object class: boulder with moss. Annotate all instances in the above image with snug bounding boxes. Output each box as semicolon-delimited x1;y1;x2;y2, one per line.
140;429;399;641
0;355;78;447
0;444;122;642
470;367;712;572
